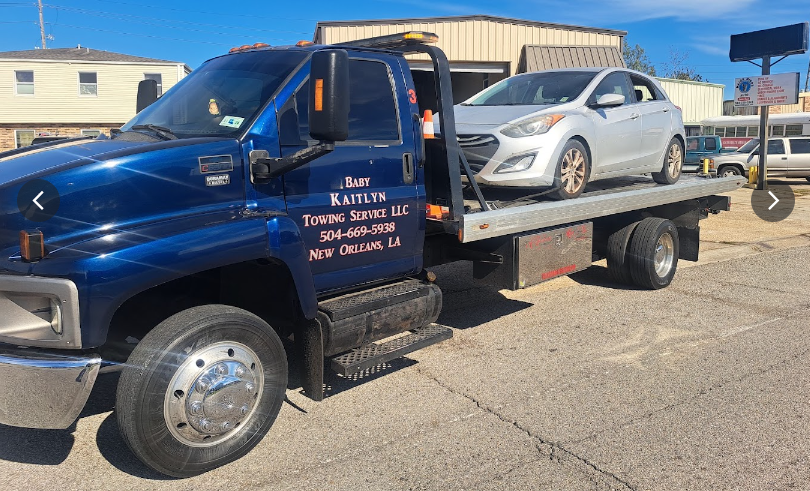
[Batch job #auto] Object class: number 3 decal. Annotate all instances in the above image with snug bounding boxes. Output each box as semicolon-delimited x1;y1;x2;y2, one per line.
408;89;417;104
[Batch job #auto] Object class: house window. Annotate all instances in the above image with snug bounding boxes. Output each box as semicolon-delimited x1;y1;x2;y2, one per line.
81;129;101;137
144;73;163;96
79;72;98;96
15;129;36;148
15;71;34;95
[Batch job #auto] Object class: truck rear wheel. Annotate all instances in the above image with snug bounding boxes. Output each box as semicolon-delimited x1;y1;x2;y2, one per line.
116;305;287;477
606;221;639;284
652;138;683;184
627;218;679;289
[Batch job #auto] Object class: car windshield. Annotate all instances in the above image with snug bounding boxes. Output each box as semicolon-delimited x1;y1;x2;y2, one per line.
121;50;307;139
465;71;597;106
737;139;760;153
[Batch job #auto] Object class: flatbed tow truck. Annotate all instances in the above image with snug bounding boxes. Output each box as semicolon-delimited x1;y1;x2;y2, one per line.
0;32;743;476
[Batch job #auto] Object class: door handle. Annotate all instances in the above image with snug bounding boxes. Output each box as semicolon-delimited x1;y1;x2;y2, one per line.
663;108;669;112
403;153;415;184
630;113;640;120
781;157;788;160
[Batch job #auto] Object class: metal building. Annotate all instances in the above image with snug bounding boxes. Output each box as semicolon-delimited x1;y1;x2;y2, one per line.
655;78;724;136
314;15;626;103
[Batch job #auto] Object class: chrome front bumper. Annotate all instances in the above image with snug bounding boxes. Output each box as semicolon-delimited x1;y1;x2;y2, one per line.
0;345;100;429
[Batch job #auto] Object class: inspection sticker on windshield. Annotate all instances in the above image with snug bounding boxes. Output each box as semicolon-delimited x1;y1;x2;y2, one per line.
205;174;230;187
219;116;244;128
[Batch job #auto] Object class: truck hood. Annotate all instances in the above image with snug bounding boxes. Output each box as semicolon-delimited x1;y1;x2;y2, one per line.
0;137;244;264
712;151;752;164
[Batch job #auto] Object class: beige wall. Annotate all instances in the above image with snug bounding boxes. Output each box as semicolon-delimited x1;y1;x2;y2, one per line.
317;19;623;76
0;60;187;124
656;78;724;126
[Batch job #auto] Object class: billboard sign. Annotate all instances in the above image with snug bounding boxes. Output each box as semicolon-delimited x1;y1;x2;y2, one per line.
734;73;800;107
730;23;809;62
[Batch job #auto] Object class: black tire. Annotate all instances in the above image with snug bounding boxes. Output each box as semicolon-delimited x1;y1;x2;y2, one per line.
116;305;288;478
627;218;679;290
718;165;742;178
652;138;683;184
550;139;590;200
606;221;640;284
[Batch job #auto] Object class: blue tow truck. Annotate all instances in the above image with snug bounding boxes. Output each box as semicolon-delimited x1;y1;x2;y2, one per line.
0;32;743;477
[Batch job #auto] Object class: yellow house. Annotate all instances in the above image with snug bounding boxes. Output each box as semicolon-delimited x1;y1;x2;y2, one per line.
0;45;191;151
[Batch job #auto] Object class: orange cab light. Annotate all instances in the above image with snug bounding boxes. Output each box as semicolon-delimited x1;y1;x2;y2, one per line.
239;45;251;50
229;47;240;53
404;32;438;43
253;42;270;48
296;40;314;47
314;79;324;112
20;230;45;262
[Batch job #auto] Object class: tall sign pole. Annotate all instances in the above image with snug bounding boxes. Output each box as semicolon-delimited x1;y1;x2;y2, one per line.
757;58;770;191
37;0;46;49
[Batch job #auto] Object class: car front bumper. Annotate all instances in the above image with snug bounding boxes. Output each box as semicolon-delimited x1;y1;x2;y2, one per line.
0;345;100;429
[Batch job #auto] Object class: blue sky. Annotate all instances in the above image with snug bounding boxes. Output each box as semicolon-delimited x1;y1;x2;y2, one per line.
2;0;808;99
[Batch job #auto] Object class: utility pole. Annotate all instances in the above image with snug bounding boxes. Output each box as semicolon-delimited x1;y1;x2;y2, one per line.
37;0;46;49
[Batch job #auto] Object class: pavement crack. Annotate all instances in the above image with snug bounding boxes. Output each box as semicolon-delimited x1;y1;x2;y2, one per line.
415;366;636;491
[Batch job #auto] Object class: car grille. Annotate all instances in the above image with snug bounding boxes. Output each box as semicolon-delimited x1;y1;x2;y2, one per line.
457;134;500;174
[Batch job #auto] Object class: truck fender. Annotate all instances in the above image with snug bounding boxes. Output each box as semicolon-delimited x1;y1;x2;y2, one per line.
265;216;317;319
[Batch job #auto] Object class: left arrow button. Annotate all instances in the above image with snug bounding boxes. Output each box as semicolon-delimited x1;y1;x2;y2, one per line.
17;179;60;222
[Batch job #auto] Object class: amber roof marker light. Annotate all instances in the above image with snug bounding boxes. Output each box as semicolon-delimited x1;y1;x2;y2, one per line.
20;230;46;262
336;31;439;49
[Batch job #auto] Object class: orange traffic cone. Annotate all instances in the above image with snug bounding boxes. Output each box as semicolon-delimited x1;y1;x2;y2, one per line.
423;110;436;139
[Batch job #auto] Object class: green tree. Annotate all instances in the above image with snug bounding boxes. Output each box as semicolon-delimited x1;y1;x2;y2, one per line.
663;48;704;82
622;39;656;76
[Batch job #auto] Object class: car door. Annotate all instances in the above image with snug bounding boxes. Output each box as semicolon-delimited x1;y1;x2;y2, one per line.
787;138;810;177
586;71;643;175
278;56;421;293
629;73;672;170
750;139;788;177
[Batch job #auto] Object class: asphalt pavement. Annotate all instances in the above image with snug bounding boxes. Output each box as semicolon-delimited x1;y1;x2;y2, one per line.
1;180;809;490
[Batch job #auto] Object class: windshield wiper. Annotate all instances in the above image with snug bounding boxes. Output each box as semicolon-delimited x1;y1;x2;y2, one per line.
131;124;177;141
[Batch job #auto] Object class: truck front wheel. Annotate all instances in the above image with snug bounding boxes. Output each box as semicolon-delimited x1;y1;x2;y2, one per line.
627;218;679;289
116;305;288;477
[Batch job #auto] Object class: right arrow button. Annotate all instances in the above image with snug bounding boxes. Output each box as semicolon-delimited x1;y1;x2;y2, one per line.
752;185;794;222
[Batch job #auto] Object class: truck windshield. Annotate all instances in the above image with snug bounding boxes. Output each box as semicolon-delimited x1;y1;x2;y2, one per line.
737;139;759;153
465;71;597;106
121;50;307;138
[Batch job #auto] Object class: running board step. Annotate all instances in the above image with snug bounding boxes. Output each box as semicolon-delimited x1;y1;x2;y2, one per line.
330;324;453;376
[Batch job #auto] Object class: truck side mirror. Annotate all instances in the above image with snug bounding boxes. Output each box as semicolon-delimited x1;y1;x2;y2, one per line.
309;49;349;142
136;79;159;114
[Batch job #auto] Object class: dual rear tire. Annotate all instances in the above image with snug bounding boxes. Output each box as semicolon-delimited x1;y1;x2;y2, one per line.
607;217;679;289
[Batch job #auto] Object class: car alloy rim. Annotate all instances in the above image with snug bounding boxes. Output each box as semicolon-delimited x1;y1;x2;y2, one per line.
654;232;675;277
164;341;264;447
561;148;586;193
668;144;682;178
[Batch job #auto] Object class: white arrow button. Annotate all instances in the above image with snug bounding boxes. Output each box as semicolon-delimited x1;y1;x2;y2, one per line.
768;190;779;210
32;190;44;210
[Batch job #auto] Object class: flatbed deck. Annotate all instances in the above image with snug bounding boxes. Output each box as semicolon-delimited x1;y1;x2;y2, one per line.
458;175;745;242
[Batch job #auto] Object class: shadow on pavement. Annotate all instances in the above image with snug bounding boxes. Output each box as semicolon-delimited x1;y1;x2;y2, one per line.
567;264;643;290
0;424;75;465
437;286;533;329
96;414;174;480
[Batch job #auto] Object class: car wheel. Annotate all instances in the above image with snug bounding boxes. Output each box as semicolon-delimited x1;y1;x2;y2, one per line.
116;305;288;477
718;166;742;178
627;218;679;290
606;221;640;284
652;138;683;184
551;139;590;200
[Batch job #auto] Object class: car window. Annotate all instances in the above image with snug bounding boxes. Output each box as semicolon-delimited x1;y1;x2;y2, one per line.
466;71;597;106
686;138;699;151
592;72;632;105
629;74;660;102
789;138;810;154
705;138;717;151
768;139;785;155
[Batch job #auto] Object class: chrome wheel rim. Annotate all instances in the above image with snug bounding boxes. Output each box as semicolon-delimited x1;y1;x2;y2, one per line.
654;232;675;278
667;144;682;179
164;341;264;447
561;148;586;193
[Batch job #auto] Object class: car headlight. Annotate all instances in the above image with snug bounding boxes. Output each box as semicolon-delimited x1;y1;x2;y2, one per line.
500;114;565;138
494;153;536;173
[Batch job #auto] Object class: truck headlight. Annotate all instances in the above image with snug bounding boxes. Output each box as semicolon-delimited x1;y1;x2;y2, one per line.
494;153;536;173
500;114;565;138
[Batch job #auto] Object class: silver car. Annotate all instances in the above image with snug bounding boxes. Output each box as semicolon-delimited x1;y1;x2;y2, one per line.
455;68;685;199
709;137;810;179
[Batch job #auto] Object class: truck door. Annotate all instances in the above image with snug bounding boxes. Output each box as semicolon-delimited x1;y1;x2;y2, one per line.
787;138;810;177
764;139;789;177
277;55;421;293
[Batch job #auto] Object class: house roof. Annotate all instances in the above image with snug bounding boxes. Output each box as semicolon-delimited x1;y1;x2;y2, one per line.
0;46;182;65
316;15;627;37
518;45;625;73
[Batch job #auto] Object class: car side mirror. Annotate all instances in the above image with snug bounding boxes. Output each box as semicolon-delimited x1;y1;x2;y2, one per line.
595;93;625;107
309;49;349;142
136;79;159;113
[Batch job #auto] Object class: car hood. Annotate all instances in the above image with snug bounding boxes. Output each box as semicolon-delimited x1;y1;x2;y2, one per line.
454;104;557;126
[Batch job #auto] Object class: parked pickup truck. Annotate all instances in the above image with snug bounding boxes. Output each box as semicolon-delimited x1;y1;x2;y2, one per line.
708;137;810;178
683;135;737;172
0;31;744;477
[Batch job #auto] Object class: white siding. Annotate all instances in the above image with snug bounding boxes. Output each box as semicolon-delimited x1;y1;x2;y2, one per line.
0;60;188;124
656;78;724;126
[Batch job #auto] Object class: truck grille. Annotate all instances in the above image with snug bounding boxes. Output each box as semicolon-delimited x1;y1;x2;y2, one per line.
458;134;500;174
